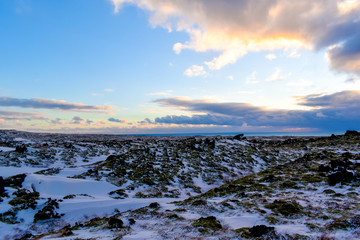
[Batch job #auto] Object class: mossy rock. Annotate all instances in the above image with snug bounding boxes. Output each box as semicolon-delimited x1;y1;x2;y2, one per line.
9;189;39;210
0;209;19;224
0;176;6;197
279;181;299;189
265;216;280;224
265;200;303;217
63;194;76;199
191;199;207;206
326;219;348;230
302;174;323;183
328;170;354;186
34;199;61;222
347;192;359;198
35;168;61;176
166;213;184;220
323;189;336;194
109;189;128;199
148;202;160;209
4;174;26;188
173;208;186;212
236;225;275;238
192;216;222;232
108;216;123;229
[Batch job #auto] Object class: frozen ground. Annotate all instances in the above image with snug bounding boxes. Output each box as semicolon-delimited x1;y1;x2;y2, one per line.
0;130;359;239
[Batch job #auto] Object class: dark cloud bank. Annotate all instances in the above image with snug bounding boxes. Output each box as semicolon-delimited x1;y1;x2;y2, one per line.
152;90;360;132
0;97;111;111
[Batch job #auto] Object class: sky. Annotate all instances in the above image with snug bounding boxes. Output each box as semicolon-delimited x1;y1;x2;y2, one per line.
0;0;360;134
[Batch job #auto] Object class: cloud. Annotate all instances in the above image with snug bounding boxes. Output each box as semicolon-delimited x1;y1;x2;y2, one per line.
246;71;258;84
0;110;46;121
0;96;112;112
108;117;126;123
113;0;360;76
138;118;153;124
96;120;106;126
286;49;301;58
184;65;208;77
50;118;65;125
104;89;114;92
147;90;173;96
71;116;85;125
266;68;290;82
228;75;234;81
327;38;360;75
152;90;360;131
266;54;277;60
296;90;360;109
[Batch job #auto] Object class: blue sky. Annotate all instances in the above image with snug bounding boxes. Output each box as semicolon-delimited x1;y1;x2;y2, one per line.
1;0;360;134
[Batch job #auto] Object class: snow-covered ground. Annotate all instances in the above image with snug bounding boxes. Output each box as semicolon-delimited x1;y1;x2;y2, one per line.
0;130;359;239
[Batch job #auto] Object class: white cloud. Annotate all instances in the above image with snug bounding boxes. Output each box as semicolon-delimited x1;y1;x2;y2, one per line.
184;65;208;77
228;75;234;81
266;54;277;60
246;71;259;84
204;48;247;70
147;90;173;96
104;89;114;92
286;49;301;58
112;0;360;77
266;68;290;82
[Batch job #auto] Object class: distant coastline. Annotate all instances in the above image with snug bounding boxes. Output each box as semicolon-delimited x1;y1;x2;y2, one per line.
126;131;343;137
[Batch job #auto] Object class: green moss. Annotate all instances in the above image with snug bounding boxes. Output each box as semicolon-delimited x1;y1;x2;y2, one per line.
109;189;128;199
166;213;183;220
326;219;348;230
302;174;323;183
192;216;222;232
323;189;336;194
34;199;61;222
34;168;61;176
265;200;303;217
265;216;280;224
279;181;299;189
234;227;251;238
9;189;39;210
347;192;359;198
191;199;207;206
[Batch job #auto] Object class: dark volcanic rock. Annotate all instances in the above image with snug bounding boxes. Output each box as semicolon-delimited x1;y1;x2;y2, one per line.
108;217;123;229
249;225;275;238
328;170;354;186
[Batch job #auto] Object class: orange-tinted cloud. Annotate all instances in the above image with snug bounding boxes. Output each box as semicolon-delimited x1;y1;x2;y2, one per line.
113;0;360;75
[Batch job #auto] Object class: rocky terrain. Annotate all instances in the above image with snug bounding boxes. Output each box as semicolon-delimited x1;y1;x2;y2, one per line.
0;130;359;239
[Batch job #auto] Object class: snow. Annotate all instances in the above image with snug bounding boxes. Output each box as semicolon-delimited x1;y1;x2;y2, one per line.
0;130;359;239
0;147;15;152
23;174;118;198
0;166;47;178
219;213;266;229
123;230;159;240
